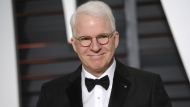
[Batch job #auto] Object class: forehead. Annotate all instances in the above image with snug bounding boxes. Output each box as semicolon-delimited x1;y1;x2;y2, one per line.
74;14;111;35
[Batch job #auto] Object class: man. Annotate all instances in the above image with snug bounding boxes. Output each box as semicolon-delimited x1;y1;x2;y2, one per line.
37;1;172;107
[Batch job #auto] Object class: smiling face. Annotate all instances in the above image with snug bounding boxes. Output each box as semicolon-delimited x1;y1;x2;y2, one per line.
71;14;119;77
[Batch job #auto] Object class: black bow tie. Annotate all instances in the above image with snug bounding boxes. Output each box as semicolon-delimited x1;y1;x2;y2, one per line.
85;75;110;92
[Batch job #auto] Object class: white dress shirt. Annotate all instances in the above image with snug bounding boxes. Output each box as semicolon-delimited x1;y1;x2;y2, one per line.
81;59;116;107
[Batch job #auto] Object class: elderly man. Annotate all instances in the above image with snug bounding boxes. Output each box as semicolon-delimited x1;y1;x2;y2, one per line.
37;1;172;107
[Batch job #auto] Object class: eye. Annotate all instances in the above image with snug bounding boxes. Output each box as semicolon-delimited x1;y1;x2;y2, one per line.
98;34;109;39
79;36;91;41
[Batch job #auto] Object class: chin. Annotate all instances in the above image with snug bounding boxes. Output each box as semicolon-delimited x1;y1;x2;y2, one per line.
90;66;105;73
90;61;107;70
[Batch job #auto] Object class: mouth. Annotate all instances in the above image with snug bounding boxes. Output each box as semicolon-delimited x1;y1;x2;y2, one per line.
88;53;105;57
87;53;105;60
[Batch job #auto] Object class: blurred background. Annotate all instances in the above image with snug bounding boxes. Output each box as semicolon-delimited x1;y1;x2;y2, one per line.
1;0;190;107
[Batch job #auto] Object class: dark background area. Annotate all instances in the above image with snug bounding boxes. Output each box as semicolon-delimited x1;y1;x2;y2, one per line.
14;0;190;107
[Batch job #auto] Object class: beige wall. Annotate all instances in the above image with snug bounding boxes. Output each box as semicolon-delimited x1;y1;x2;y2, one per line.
0;0;20;107
161;0;190;81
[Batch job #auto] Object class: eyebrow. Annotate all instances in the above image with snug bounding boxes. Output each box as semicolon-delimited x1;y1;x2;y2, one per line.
79;32;111;37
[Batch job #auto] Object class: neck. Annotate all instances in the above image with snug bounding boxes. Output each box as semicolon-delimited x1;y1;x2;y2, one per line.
84;58;114;77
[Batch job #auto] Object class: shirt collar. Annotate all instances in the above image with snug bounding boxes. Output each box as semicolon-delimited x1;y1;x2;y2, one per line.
82;58;116;84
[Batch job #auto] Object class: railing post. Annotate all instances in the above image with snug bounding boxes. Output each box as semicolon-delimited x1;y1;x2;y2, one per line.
124;0;140;68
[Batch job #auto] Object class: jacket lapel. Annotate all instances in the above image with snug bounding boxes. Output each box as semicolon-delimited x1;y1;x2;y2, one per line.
108;60;131;107
66;65;83;107
65;60;131;107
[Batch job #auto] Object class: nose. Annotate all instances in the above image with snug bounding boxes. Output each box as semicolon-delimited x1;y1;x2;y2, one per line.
89;38;102;52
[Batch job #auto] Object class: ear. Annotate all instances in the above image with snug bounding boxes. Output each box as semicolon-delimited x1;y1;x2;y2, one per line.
114;31;119;49
71;37;77;53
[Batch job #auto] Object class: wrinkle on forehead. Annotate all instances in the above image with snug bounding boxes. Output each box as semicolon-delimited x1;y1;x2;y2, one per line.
89;20;95;26
74;13;112;35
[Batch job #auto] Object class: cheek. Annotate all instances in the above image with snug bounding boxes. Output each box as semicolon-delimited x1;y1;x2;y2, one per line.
108;40;117;50
75;46;88;55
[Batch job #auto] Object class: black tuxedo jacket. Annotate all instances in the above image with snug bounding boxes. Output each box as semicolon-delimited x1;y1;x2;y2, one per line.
37;59;172;107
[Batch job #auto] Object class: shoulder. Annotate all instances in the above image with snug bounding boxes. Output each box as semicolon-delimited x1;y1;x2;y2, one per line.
116;60;164;90
41;73;72;91
127;66;158;77
116;59;161;82
127;66;161;84
41;65;82;91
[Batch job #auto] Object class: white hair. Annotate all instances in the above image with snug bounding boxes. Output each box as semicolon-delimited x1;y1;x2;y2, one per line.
70;1;116;36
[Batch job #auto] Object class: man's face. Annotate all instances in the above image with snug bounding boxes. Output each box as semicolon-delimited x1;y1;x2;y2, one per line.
71;14;119;77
